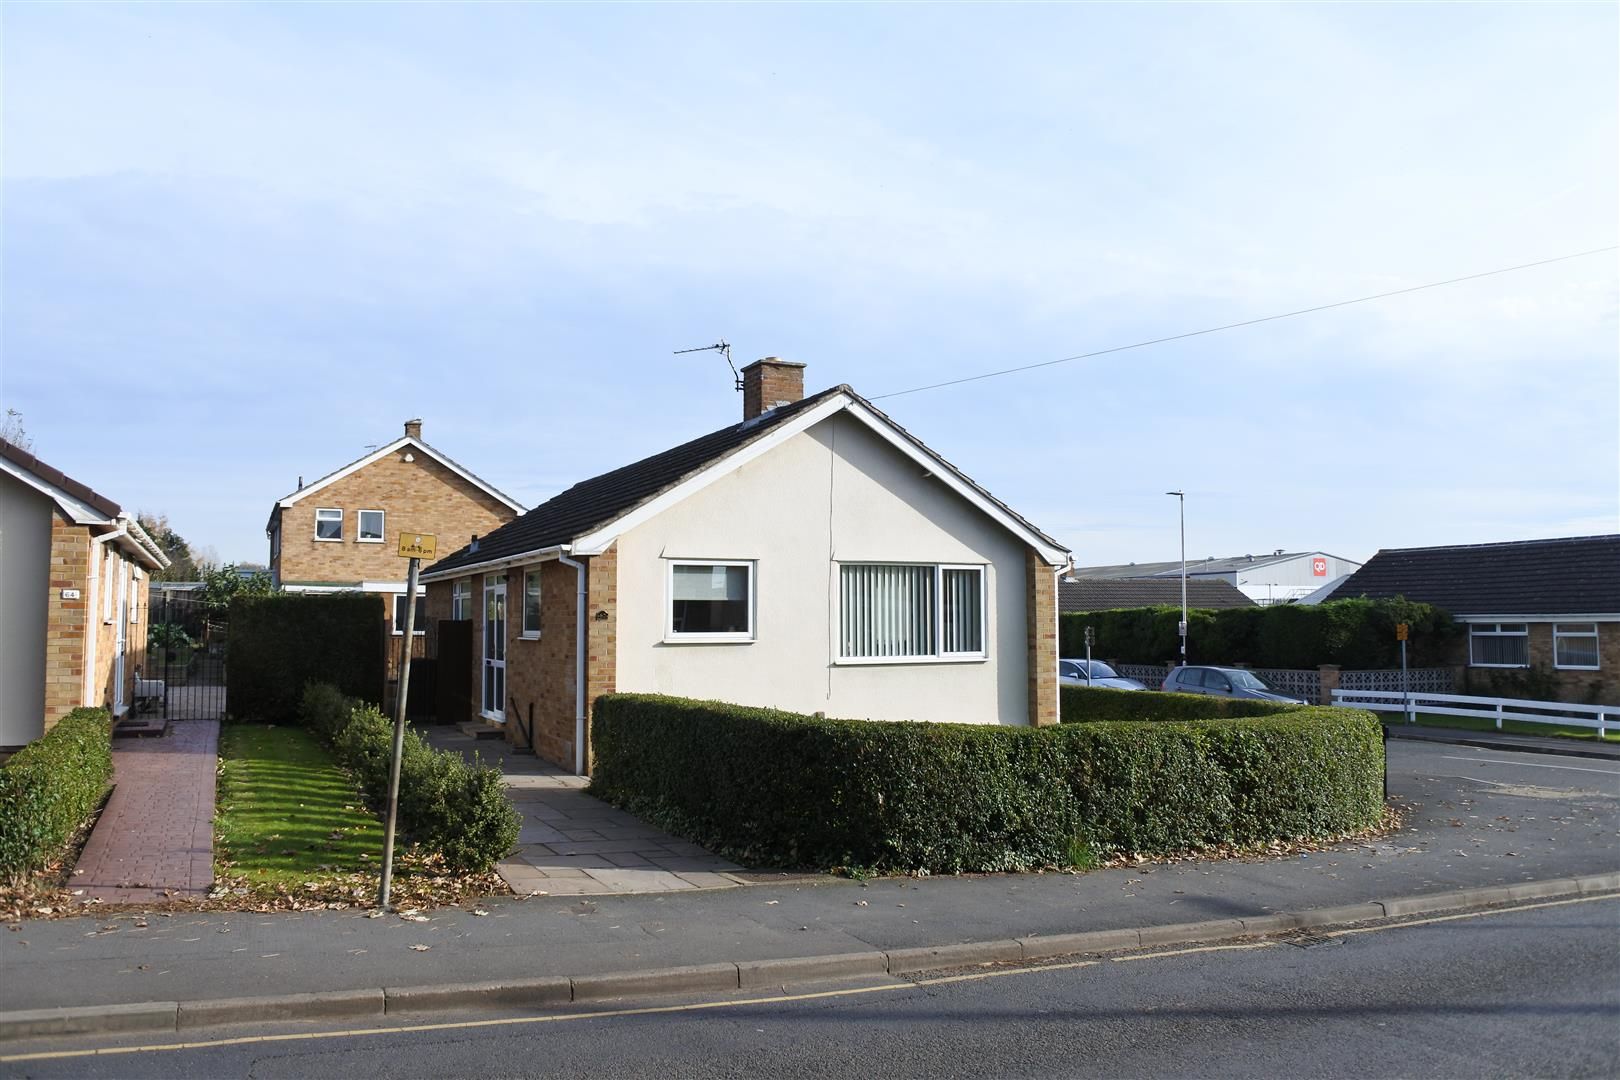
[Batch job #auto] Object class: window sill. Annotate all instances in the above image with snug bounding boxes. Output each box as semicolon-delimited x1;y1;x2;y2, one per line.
1468;662;1530;669
357;538;385;544
1553;664;1601;671
391;630;427;636
314;537;344;543
662;634;755;645
519;632;542;641
479;710;505;724
835;654;988;667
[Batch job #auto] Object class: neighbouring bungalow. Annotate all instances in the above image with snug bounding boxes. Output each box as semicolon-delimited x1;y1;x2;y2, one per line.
421;358;1071;774
0;438;170;750
1337;534;1620;702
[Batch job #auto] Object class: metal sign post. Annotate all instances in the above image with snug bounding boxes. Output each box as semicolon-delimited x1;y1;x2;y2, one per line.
1084;625;1095;685
379;532;436;911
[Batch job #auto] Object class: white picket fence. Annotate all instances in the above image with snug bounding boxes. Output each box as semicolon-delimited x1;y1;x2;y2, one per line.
1332;688;1616;738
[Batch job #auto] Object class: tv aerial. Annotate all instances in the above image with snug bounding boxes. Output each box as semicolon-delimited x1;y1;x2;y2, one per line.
673;340;740;392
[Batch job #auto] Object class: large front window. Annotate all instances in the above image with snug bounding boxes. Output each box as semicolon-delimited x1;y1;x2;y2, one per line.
482;574;506;719
1469;623;1529;667
839;563;985;661
667;561;754;640
1553;623;1600;670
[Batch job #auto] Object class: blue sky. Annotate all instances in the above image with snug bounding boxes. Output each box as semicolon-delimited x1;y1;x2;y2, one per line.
3;3;1615;568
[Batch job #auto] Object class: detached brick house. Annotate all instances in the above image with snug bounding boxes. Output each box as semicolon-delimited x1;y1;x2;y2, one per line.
421;359;1071;775
0;438;170;749
1338;534;1620;702
265;420;524;678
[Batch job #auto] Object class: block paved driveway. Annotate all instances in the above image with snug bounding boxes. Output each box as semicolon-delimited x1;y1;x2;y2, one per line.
72;719;218;904
426;729;751;897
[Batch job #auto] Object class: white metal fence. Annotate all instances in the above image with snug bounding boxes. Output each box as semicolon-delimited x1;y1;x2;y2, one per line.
1332;688;1616;737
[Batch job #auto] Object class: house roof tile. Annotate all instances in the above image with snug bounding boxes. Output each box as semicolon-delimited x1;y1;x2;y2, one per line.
1334;534;1620;616
1058;577;1255;612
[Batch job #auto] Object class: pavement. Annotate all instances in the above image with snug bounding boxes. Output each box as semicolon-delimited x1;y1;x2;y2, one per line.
3;737;1615;1037
69;719;218;905
426;729;750;896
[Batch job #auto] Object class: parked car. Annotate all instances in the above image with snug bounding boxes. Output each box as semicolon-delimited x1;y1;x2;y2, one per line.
1059;659;1147;691
1161;665;1307;705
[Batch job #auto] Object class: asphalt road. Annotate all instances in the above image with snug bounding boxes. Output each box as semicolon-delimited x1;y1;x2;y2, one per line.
6;895;1616;1079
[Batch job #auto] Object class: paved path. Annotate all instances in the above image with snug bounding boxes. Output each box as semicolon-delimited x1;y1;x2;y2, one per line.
427;729;750;897
71;720;218;905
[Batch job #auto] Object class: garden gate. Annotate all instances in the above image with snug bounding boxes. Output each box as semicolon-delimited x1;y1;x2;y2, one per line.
141;587;229;720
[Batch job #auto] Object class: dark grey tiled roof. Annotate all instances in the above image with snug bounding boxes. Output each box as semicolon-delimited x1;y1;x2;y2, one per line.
1058;577;1254;612
1073;551;1354;579
424;383;1066;577
1335;535;1620;616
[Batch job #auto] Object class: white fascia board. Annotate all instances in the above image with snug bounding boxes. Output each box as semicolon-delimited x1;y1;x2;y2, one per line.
0;454;112;526
1456;613;1620;623
276;437;525;514
419;545;568;583
567;397;852;555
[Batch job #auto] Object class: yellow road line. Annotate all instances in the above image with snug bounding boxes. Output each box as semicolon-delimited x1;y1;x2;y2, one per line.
5;892;1614;1065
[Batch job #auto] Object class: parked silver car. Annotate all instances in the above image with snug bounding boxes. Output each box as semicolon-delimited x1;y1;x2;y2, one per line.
1161;665;1307;705
1059;659;1147;691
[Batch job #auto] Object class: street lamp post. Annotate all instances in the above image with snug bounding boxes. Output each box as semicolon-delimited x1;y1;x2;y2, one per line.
1166;490;1187;666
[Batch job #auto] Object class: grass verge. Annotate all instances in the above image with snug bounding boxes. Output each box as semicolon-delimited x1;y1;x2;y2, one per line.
214;723;505;910
1391;712;1619;742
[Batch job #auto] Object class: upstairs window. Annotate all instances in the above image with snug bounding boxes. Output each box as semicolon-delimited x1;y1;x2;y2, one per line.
358;509;385;543
1553;623;1600;670
315;508;343;541
667;561;753;640
1468;623;1529;667
839;563;985;661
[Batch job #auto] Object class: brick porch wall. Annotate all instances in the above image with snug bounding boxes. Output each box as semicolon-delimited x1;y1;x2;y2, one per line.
582;545;619;774
1026;548;1058;727
43;512;91;730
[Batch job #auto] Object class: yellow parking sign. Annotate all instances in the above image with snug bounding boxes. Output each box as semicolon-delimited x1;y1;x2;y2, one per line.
1395;622;1409;641
398;533;437;560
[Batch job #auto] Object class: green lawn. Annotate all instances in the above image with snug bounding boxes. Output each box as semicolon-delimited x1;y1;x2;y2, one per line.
215;723;383;890
1388;711;1619;743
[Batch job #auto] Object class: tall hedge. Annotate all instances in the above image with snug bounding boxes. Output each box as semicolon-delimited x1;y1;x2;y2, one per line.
1060;595;1456;669
590;694;1384;874
228;593;386;723
0;708;113;883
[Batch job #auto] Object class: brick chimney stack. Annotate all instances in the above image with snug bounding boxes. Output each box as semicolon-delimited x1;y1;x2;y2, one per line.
404;418;423;440
740;358;805;421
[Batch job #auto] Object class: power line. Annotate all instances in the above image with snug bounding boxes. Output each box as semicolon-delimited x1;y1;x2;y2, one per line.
869;245;1618;401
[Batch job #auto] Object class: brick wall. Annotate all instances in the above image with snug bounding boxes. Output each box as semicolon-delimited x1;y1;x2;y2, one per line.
277;449;516;587
505;561;580;766
1025;548;1058;727
583;546;619;774
43;512;90;730
1456;621;1620;704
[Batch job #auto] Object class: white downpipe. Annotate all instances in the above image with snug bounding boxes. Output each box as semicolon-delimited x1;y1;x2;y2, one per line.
84;526;129;707
559;550;588;776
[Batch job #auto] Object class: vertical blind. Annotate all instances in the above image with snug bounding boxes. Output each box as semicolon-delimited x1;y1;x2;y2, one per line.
840;564;984;659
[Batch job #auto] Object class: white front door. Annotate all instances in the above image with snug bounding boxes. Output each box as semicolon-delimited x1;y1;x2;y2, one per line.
482;574;506;721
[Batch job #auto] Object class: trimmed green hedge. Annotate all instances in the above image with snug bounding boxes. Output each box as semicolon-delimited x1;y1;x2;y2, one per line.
590;694;1384;874
298;685;518;873
229;594;387;723
0;708;113;883
1060;685;1296;722
1060;596;1457;669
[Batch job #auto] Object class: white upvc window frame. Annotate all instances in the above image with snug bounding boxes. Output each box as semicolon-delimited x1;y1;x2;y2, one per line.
836;561;988;665
663;559;756;644
392;592;427;636
451;578;472;621
1468;622;1530;668
357;509;386;544
130;566;141;624
102;548;116;623
481;573;507;722
314;507;343;542
520;568;543;639
1552;623;1600;671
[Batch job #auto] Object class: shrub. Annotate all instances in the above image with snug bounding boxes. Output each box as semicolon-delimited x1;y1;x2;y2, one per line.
1060;685;1295;722
298;685;519;873
229;594;387;723
1060;596;1457;669
0;709;113;883
590;694;1384;874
